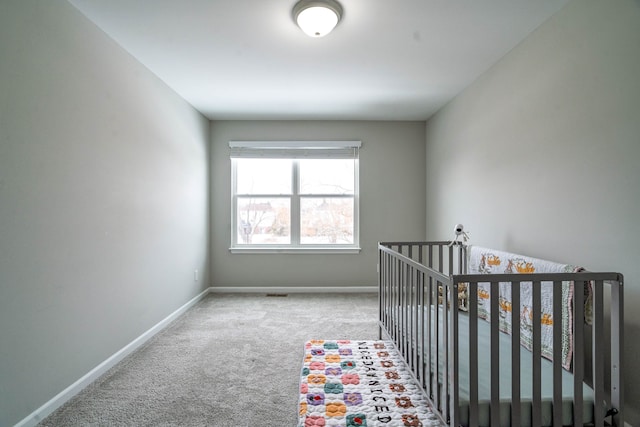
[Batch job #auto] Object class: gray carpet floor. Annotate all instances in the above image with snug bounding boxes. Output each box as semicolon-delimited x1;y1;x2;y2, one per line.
39;292;379;426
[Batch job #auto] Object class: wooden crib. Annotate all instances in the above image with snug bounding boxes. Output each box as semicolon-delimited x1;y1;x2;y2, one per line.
378;241;624;427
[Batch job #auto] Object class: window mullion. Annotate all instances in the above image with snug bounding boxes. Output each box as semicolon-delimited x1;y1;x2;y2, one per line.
291;160;300;245
231;159;238;246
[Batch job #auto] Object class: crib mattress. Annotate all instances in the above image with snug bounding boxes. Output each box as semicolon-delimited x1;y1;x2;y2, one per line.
388;308;594;427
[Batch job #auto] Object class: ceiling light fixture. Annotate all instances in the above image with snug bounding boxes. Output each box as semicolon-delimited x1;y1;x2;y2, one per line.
293;0;343;38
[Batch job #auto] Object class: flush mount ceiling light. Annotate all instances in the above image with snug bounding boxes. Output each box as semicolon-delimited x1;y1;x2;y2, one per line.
293;0;343;38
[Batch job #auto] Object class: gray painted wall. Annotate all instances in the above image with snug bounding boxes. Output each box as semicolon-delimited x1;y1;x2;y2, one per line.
0;2;210;426
425;0;640;422
211;121;426;288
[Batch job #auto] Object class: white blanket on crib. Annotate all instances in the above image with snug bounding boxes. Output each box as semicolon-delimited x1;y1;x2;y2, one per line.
467;246;577;370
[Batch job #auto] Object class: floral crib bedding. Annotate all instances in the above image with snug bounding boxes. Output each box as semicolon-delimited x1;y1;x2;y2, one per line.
467;246;590;370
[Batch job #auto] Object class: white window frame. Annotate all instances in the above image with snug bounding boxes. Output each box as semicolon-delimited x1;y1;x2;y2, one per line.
229;141;361;254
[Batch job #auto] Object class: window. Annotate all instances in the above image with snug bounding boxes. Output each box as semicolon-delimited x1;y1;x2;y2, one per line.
230;141;360;253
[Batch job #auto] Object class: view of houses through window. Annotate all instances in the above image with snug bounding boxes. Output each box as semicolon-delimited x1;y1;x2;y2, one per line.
233;156;358;248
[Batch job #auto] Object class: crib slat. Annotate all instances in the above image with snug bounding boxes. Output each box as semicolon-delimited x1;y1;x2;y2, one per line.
435;281;441;409
377;250;381;339
398;255;402;344
385;252;389;335
490;281;500;427
450;281;460;427
415;251;421;386
427;245;434;399
398;265;411;360
532;281;541;427
426;270;433;397
469;281;479;427
413;267;417;371
573;278;584;427
443;280;450;421
401;262;406;361
412;267;418;375
552;281;562;427
388;254;393;339
404;262;410;360
399;257;404;355
418;271;425;389
386;252;391;334
390;257;396;342
407;265;413;368
389;252;393;336
408;261;414;371
438;244;443;276
396;257;401;343
511;281;521;427
407;265;413;365
437;280;443;414
391;259;400;341
377;251;382;339
611;277;624;426
428;243;433;270
409;249;415;369
593;280;604;427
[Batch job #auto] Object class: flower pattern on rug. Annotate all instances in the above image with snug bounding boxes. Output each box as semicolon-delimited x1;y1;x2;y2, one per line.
298;340;442;427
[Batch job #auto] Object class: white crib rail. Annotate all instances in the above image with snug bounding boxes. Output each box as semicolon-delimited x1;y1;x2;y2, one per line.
378;241;624;427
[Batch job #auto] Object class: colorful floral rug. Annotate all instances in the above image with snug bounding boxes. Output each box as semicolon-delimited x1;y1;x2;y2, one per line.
298;340;442;427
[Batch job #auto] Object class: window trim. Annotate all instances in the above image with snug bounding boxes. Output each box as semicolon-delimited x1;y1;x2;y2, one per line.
229;141;361;253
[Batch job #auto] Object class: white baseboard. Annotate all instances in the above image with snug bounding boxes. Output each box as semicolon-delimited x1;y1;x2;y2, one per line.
14;287;212;427
210;286;378;294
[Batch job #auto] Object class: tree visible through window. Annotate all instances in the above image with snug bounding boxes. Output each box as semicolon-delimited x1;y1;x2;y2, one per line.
230;141;360;251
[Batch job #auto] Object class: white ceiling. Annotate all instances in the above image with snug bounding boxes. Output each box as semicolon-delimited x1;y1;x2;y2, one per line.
68;0;570;121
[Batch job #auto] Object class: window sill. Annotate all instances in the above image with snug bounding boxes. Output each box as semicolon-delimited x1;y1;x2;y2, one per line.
229;246;361;254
